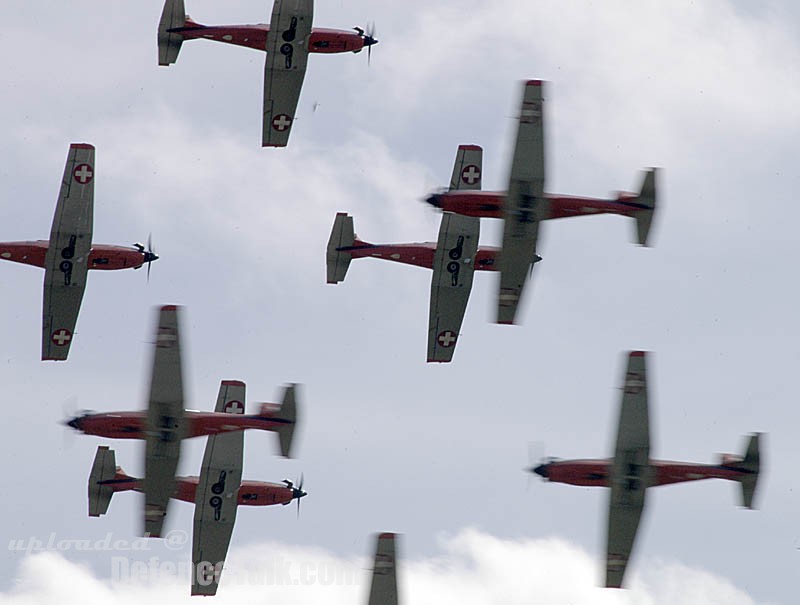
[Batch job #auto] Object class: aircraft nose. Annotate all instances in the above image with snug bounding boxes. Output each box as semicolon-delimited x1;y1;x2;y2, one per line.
425;193;443;208
144;251;159;263
364;35;378;47
65;417;80;430
533;464;549;478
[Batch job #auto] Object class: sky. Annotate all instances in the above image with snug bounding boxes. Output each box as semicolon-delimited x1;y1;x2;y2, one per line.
1;1;799;603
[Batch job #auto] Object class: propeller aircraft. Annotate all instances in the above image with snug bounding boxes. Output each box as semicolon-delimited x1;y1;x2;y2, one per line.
66;305;299;539
158;0;378;147
327;145;493;363
529;351;762;588
88;381;305;596
425;80;658;325
0;143;158;361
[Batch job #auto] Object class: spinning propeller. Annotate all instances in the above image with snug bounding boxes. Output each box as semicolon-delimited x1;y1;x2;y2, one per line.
353;24;378;64
133;234;159;281
282;474;307;517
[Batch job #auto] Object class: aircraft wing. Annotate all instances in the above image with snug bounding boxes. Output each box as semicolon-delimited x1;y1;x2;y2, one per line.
192;380;246;596
143;305;185;537
428;145;483;362
42;143;95;361
606;350;651;588
497;80;546;325
262;0;313;147
368;533;399;605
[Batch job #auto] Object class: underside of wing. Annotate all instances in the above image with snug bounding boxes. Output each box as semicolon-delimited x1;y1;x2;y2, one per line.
428;145;483;362
192;381;245;596
42;144;95;360
263;0;313;146
498;81;546;325
606;491;645;588
615;351;650;456
144;306;185;537
428;213;479;362
606;351;651;588
368;533;399;605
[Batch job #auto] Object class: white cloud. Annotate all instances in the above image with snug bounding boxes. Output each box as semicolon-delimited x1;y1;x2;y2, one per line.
3;530;758;605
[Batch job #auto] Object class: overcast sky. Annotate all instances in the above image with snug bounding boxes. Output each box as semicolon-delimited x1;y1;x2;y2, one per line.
1;1;799;603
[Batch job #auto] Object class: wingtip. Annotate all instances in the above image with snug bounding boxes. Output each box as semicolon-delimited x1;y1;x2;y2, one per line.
222;380;246;387
629;350;647;358
458;144;483;151
70;143;95;150
160;304;180;312
525;79;544;87
378;532;397;540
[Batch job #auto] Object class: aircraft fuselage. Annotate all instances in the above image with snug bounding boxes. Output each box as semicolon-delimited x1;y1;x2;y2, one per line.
173;22;368;54
67;410;290;440
537;458;754;487
0;241;150;271
338;239;499;271
427;190;648;220
107;473;296;506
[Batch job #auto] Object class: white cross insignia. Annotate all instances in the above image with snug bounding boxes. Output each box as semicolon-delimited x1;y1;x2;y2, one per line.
461;164;481;185
51;328;72;346
437;330;457;347
73;164;94;184
272;114;292;131
224;400;244;414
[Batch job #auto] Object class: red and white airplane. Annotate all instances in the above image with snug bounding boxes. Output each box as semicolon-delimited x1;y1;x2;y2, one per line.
89;447;306;511
425;80;657;325
327;146;497;363
158;0;377;146
0;143;158;361
89;380;305;596
530;351;761;588
66;306;298;540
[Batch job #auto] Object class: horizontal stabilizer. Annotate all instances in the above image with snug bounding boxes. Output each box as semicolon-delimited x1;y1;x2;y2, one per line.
274;384;299;458
88;446;117;517
326;213;355;284
738;433;762;509
158;0;186;66
634;168;657;246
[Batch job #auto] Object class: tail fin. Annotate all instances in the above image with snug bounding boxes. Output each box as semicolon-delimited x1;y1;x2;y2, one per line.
326;213;355;284
158;0;186;66
269;384;299;458
634;168;657;246
88;446;117;517
737;433;762;509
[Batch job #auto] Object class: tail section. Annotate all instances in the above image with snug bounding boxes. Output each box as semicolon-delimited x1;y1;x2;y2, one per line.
326;213;355;284
88;446;117;517
158;0;186;66
737;433;761;509
261;384;299;458
633;168;657;246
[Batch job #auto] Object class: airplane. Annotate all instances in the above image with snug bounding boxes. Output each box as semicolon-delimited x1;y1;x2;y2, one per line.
327;145;490;363
528;350;762;588
89;382;306;596
367;533;399;605
158;0;378;147
66;305;299;538
0;143;158;361
424;80;658;325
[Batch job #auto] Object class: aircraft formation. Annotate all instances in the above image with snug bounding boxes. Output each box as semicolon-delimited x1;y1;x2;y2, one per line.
5;0;767;599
